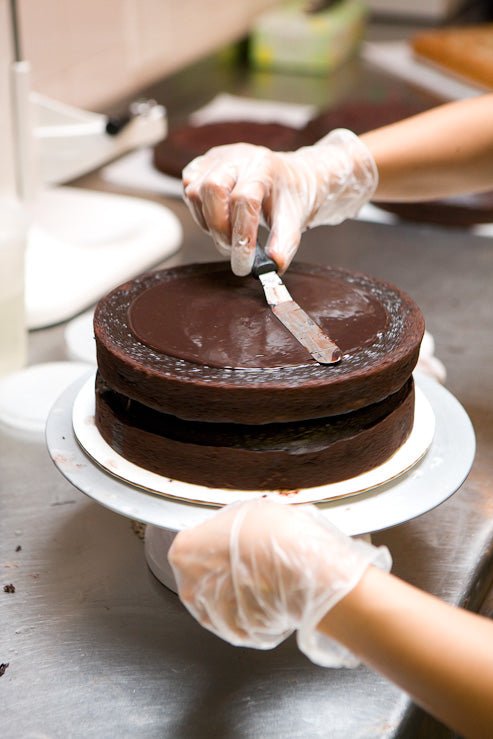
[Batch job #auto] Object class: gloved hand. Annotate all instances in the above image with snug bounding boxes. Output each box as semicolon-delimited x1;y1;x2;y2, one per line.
182;128;378;276
168;498;391;667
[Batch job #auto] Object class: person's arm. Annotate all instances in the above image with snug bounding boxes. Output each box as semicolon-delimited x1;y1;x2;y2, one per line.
168;499;493;738
361;93;493;201
320;566;493;739
182;93;493;274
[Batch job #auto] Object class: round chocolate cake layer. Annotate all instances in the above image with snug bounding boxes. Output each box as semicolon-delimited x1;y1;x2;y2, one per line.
299;99;493;227
153;120;299;179
297;99;435;145
371;193;493;228
94;262;424;424
95;373;415;490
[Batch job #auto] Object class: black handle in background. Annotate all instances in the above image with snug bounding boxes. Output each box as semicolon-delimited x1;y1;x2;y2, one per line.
105;112;132;136
252;244;278;278
105;98;161;136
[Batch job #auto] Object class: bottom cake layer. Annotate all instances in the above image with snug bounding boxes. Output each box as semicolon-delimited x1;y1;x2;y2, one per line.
95;374;415;490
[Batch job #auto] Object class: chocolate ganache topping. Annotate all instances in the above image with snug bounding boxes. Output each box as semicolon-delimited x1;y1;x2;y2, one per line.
128;270;388;369
94;263;424;424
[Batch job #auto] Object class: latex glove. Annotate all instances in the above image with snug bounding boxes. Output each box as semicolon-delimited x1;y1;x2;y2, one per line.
182;128;378;276
168;498;391;668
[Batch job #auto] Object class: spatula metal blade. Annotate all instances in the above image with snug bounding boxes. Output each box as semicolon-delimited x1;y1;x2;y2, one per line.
258;270;342;365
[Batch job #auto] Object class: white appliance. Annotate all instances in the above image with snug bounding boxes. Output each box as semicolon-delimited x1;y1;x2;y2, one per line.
1;0;182;331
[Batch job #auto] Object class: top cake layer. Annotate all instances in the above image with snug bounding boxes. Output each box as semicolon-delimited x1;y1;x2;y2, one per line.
94;262;424;424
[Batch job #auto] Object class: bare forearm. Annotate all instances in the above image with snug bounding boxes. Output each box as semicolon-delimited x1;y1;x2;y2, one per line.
360;94;493;201
319;566;493;738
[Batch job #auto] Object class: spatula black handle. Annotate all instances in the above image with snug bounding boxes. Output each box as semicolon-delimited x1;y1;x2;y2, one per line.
252;243;278;278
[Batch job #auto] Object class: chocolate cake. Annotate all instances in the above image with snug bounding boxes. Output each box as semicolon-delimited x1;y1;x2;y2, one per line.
370;192;493;228
297;99;435;145
298;100;493;227
153;120;299;179
93;262;424;490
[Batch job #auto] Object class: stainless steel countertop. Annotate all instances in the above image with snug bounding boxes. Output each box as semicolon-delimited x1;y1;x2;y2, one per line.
2;49;493;739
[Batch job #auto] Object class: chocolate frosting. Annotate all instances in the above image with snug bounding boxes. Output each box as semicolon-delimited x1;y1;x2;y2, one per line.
128;270;388;369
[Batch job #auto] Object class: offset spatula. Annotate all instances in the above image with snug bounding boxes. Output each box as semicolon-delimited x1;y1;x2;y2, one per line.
252;245;342;365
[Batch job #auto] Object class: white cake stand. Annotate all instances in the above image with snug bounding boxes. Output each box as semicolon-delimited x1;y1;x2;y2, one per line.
46;371;475;591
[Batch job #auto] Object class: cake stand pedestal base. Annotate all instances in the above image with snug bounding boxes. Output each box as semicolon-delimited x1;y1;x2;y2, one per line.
145;525;179;592
143;525;374;592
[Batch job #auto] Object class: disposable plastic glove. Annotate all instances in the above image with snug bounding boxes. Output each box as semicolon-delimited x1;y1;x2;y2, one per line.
168;498;391;668
182;128;378;276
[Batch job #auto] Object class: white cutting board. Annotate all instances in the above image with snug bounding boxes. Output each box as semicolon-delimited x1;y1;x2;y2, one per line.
26;186;182;329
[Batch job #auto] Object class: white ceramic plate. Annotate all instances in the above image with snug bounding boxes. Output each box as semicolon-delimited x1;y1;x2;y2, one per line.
71;373;435;507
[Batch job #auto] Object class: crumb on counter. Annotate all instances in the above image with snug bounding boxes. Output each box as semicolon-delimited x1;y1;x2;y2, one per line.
131;520;146;541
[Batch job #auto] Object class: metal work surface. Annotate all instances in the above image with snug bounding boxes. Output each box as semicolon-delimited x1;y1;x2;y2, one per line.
3;216;493;739
3;58;493;739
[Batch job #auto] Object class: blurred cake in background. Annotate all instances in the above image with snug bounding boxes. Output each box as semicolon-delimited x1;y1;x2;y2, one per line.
298;96;493;227
153;120;299;179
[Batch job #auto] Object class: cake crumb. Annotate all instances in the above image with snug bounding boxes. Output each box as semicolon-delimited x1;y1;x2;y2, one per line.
0;663;9;677
15;545;21;552
277;489;300;496
3;584;15;593
131;520;146;541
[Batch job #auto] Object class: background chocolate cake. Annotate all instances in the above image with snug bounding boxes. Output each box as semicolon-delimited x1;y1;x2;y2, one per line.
153;120;299;179
297;98;493;227
297;99;434;144
93;262;424;490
